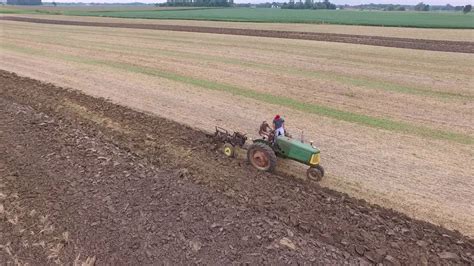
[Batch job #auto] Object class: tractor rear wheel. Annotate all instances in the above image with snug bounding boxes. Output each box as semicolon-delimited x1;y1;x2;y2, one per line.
307;165;324;182
247;142;277;172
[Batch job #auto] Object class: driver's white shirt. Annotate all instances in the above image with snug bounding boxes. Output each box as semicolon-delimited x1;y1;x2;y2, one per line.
275;127;285;137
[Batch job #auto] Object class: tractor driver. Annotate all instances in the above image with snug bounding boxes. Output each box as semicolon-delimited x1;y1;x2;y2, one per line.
273;115;285;138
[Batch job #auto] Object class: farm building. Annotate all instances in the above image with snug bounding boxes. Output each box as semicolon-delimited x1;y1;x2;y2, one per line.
7;0;41;4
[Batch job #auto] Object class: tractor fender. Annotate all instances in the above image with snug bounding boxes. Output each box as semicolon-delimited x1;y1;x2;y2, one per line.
252;138;271;145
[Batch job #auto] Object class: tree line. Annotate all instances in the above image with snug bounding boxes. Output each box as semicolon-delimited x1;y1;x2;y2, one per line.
161;0;232;7
253;1;472;12
152;0;474;12
413;2;471;12
281;0;336;9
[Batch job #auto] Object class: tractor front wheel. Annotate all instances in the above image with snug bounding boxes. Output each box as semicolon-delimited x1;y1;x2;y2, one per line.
307;165;324;182
247;142;277;172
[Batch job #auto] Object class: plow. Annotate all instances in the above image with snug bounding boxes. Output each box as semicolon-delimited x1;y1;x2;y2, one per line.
214;121;325;181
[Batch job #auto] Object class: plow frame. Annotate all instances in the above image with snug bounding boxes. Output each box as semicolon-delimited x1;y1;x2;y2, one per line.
213;126;248;148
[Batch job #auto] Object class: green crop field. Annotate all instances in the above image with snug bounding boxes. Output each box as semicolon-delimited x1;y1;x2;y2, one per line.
1;6;473;28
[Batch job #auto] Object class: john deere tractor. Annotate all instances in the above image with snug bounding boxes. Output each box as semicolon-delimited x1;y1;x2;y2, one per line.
214;121;325;181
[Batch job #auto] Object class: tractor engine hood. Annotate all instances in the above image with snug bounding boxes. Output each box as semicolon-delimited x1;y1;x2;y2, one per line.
275;137;320;165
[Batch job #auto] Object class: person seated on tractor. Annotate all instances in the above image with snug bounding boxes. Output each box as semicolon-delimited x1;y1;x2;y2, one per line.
258;121;273;141
273;115;285;138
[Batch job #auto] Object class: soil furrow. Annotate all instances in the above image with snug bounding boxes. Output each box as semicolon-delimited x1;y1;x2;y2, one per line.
2;16;473;53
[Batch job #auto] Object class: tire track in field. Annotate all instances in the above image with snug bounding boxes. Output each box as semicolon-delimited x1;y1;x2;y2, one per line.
2;16;474;53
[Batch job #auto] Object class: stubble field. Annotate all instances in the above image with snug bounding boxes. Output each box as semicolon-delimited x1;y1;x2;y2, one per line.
0;16;473;241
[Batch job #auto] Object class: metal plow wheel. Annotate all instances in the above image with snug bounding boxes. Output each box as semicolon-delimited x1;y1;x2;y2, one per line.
223;143;235;158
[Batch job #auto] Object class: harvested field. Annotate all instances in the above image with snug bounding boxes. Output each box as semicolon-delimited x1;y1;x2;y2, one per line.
0;17;473;241
2;16;473;53
1;71;473;264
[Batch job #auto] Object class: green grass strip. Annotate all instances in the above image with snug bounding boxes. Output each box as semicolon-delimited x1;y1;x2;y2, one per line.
11;33;469;100
2;43;472;144
62;8;474;29
2;7;473;29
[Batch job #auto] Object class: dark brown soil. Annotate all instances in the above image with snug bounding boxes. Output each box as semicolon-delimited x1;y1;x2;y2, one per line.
1;70;473;264
2;16;473;54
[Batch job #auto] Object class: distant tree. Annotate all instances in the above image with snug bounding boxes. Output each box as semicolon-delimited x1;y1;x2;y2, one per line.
52;1;57;6
383;5;405;11
318;0;335;9
295;0;303;8
288;0;295;8
414;2;430;11
463;4;472;13
454;5;463;11
282;0;335;9
414;2;425;11
444;4;454;10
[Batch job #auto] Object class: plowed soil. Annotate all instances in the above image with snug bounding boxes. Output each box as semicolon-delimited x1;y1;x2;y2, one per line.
1;71;473;264
2;16;473;53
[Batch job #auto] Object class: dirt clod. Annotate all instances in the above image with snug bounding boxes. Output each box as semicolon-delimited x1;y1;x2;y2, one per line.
438;251;460;260
355;245;366;256
384;254;401;266
279;237;297;250
189;240;202;252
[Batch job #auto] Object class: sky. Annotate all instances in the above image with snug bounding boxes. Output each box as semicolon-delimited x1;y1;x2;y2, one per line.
42;0;474;6
233;0;471;3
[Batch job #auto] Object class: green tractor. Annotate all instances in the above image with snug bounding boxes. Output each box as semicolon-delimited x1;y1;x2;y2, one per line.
214;121;325;181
